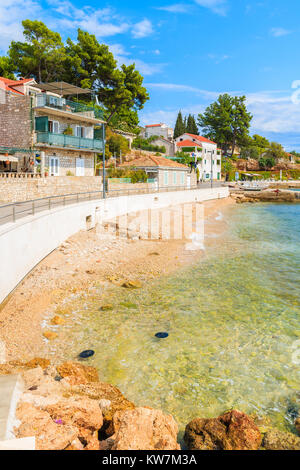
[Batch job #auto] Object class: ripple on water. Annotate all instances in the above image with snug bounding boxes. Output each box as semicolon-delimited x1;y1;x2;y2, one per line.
47;203;300;432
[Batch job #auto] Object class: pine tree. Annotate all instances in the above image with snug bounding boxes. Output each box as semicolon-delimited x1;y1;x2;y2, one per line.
174;111;186;139
186;114;198;135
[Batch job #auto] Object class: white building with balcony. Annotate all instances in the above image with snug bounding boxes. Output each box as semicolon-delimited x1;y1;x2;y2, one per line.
0;78;105;176
175;133;222;181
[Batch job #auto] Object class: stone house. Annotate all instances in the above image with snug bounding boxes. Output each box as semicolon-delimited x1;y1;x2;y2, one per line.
120;154;196;189
147;136;176;156
0;77;105;176
143;123;174;140
175;133;222;181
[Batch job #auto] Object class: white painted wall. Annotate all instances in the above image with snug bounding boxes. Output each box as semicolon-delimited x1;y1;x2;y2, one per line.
175;134;221;181
0;187;229;304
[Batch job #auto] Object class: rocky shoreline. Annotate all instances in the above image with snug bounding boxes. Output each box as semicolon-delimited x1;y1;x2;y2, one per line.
231;188;299;204
1;359;299;451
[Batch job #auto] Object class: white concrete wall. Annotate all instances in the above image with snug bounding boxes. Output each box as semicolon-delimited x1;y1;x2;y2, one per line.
0;187;229;304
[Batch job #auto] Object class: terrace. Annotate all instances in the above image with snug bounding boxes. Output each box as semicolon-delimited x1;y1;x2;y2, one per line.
36;131;104;151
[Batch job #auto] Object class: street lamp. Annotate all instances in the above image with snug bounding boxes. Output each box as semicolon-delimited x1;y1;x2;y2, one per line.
207;150;214;189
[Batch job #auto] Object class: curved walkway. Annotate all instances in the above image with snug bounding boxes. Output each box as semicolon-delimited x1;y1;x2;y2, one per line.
0;186;229;305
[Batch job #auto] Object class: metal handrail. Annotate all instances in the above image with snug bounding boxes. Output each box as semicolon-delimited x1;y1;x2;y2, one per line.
0;184;213;227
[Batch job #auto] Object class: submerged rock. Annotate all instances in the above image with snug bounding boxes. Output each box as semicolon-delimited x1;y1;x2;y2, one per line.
184;410;262;450
107;407;180;451
295;417;300;435
56;361;99;385
50;316;65;325
263;430;300;450
43;331;58;341
99;305;113;311
121;280;142;289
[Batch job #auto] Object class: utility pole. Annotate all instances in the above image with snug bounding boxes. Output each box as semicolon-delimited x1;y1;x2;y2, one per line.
102;123;106;199
208;150;213;189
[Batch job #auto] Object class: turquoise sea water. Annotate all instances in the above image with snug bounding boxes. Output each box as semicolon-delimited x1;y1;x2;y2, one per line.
48;203;300;432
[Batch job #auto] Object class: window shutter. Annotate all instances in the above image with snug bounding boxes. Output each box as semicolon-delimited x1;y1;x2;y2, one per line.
35;116;48;132
94;127;103;140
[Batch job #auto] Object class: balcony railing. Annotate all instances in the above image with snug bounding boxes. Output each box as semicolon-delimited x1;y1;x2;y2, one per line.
36;132;104;151
35;94;104;120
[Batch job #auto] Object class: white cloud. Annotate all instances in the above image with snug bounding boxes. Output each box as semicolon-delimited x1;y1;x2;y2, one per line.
207;53;231;63
145;82;220;99
156;4;191;13
0;0;42;52
140;84;300;149
194;0;228;16
132;19;154;39
270;27;292;37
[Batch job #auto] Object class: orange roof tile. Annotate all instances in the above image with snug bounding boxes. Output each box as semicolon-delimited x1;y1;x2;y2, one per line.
0;77;34;95
176;140;202;148
120;155;188;169
184;133;217;145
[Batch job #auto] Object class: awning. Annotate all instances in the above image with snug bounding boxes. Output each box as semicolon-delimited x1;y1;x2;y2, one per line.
0;155;18;162
34;82;91;96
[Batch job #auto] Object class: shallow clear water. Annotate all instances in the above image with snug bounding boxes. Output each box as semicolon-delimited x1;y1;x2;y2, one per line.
48;203;300;432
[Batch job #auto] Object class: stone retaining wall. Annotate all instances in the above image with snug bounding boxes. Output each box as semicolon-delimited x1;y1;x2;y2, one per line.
0;176;103;203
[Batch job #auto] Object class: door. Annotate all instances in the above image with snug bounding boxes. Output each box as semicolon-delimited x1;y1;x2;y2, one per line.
76;158;85;176
187;174;191;189
50;156;59;176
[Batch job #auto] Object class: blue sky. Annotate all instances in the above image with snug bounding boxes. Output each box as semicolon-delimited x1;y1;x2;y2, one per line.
1;0;300;149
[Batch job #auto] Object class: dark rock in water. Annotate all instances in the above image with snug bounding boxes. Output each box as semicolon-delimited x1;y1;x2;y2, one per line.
155;332;169;339
184;410;262;450
263;430;300;450
79;350;95;359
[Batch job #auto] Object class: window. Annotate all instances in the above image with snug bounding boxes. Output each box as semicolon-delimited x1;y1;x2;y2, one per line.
48;120;59;133
164;171;169;186
217;160;221;165
180;172;184;185
75;126;85;138
173;171;177;185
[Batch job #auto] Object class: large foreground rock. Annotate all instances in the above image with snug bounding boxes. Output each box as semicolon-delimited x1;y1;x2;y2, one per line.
66;382;135;438
45;397;103;431
184;410;262;450
15;403;78;450
263;430;300;450
108;407;180;450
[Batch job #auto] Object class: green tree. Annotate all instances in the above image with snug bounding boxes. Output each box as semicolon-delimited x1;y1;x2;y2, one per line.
64;30;149;124
108;107;139;133
259;157;275;169
5;21;149;132
107;133;129;157
252;134;270;149
198;94;252;156
186;114;198;134
0;56;15;79
174;111;186;139
264;141;286;163
9;20;65;82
